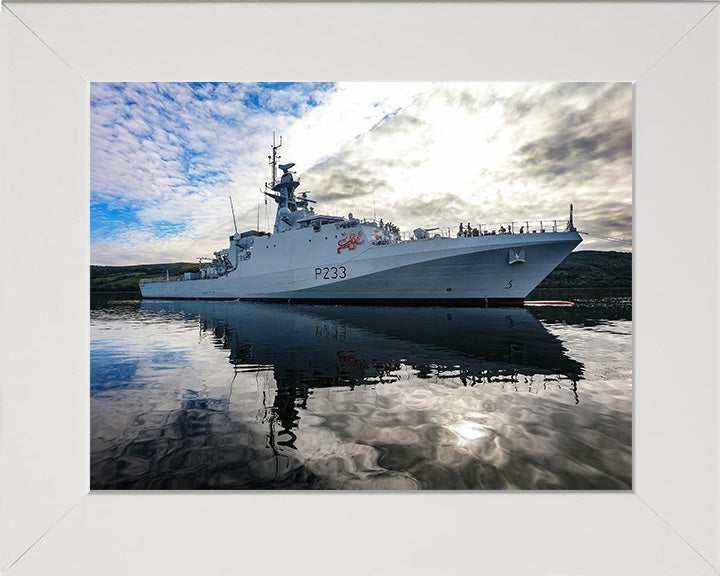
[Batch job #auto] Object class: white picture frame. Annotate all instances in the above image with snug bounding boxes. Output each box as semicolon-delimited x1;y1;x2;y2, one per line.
1;2;718;574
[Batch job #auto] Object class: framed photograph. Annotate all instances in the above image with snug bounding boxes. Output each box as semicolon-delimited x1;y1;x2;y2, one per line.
1;2;718;575
88;79;632;493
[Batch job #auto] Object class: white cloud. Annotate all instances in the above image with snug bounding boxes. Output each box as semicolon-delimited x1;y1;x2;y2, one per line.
91;82;631;265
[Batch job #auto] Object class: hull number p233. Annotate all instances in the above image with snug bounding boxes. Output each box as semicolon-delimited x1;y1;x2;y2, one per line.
315;266;347;280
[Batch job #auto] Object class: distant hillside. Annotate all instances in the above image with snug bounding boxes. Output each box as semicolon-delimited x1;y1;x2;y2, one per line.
533;250;631;290
90;250;631;293
90;263;198;292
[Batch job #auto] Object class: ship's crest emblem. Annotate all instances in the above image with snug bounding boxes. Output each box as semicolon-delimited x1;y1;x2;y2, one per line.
337;231;364;254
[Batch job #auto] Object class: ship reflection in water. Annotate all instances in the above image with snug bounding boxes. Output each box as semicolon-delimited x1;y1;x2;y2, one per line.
91;297;632;490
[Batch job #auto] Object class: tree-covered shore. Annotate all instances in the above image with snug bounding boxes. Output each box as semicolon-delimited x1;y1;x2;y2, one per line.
90;262;199;292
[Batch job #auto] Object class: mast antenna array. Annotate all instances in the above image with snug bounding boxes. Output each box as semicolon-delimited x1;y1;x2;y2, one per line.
266;131;282;190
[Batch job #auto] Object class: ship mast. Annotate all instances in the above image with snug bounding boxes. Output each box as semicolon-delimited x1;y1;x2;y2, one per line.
261;134;307;233
267;132;282;188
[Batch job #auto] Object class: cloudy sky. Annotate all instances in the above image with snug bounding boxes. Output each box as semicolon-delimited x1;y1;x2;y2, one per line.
91;82;632;265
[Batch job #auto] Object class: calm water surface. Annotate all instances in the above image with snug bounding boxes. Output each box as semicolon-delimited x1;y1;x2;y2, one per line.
91;293;632;490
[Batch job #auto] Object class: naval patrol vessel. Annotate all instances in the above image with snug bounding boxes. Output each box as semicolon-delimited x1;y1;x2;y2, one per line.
140;137;582;305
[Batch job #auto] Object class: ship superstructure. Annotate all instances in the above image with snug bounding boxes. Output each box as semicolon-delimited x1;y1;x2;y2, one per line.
140;136;582;305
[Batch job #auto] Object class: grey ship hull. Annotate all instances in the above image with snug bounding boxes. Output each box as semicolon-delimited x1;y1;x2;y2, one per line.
140;230;581;305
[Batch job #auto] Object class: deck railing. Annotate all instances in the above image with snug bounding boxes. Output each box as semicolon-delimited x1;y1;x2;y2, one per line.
458;219;572;236
139;275;185;284
398;219;573;241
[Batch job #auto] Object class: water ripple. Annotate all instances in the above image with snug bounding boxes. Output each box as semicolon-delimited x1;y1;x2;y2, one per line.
91;298;631;490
